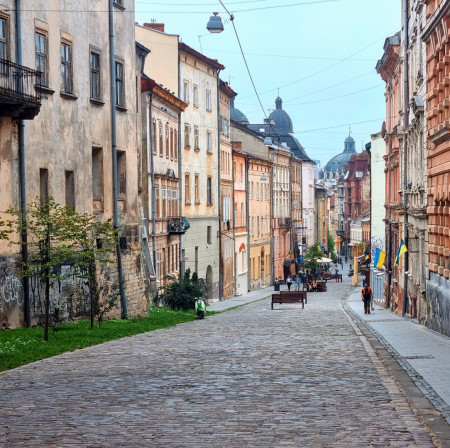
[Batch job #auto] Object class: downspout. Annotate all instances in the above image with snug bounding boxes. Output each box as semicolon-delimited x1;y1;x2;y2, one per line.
15;0;30;327
402;0;409;316
271;148;275;285
178;49;183;276
109;0;127;317
217;71;222;300
232;148;236;295
289;155;293;271
386;75;393;310
149;92;157;276
245;156;251;291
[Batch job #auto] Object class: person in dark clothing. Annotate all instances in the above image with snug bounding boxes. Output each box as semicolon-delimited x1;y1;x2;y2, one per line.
361;283;373;314
286;274;293;291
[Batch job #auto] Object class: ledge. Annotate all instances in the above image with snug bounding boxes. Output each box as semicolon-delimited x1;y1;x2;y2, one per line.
116;105;127;113
60;92;78;101
35;85;55;96
90;98;105;106
113;1;125;10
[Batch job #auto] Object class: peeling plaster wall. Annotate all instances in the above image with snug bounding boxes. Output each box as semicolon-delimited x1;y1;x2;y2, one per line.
426;272;450;337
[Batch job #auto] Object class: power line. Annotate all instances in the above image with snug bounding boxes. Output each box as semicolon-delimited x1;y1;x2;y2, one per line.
293;118;386;134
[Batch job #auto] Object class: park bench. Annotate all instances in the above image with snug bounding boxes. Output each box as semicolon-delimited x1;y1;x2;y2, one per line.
315;281;327;292
329;274;342;282
271;291;307;309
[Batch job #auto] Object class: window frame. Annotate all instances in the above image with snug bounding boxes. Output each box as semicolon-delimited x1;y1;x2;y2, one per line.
115;59;125;108
207;177;212;205
193;84;199;107
90;49;101;101
35;30;48;86
194;126;199;150
61;40;73;94
206;90;211;111
207;131;212;154
185;173;191;204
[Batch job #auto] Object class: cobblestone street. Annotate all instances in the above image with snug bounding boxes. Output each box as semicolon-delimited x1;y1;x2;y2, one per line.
0;279;445;447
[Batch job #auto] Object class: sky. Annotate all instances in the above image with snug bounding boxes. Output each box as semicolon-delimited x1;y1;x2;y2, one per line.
135;0;401;166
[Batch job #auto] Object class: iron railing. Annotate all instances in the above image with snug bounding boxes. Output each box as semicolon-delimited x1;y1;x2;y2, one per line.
0;58;42;104
168;217;190;235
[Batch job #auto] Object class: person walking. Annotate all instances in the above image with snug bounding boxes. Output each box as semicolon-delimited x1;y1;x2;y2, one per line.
361;283;373;315
195;296;206;319
286;274;293;291
295;274;301;291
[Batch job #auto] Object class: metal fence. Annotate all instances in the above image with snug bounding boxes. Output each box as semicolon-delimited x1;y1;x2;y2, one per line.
0;58;41;103
370;267;385;301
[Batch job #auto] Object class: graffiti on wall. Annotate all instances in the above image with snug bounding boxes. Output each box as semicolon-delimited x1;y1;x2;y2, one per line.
371;236;384;258
0;258;22;313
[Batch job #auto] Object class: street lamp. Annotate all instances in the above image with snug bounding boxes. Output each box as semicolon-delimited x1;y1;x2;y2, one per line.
206;12;224;33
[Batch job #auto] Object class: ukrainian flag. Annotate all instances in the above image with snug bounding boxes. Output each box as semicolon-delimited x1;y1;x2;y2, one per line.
394;240;408;267
373;248;386;268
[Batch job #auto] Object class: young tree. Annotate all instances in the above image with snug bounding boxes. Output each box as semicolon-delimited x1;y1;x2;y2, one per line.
6;198;81;341
327;231;336;258
69;212;119;328
304;244;322;271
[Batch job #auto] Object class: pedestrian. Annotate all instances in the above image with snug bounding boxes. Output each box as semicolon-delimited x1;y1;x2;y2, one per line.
195;296;206;319
295;274;301;291
340;261;343;270
361;283;373;315
345;255;348;263
286;274;293;291
334;265;339;275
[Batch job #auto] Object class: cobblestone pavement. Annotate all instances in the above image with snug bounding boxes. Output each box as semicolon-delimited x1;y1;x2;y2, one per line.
0;278;442;447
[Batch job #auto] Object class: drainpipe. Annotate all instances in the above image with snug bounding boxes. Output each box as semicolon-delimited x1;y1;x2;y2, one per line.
15;0;30;327
109;0;127;317
271;148;275;285
246;157;251;292
178;50;183;277
402;0;409;316
148;92;157;277
217;71;222;301
386;75;393;310
232;148;236;295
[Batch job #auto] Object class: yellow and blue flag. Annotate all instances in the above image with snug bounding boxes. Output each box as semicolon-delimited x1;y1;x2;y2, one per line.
394;240;407;267
373;248;386;268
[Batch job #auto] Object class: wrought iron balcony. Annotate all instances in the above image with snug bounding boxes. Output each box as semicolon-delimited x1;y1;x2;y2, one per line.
168;217;190;235
0;58;42;119
279;217;292;228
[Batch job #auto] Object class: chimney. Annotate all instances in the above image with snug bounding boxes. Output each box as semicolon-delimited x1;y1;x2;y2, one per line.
144;22;165;32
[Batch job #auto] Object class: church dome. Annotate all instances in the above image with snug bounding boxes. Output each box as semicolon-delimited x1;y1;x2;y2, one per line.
268;96;293;133
230;97;248;124
324;134;357;178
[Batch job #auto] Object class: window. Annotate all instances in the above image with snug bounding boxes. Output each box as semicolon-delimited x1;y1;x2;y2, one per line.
207;132;212;153
159;122;163;156
174;130;178;161
185;173;191;203
152;120;157;154
183;81;189;102
117;151;126;201
241;203;245;226
90;51;101;100
61;42;72;93
91;147;103;202
193;85;198;106
0;17;8;74
155;187;160;217
35;32;47;86
206;90;211;110
39;168;48;206
65;171;75;210
207;177;212;205
115;61;124;107
170;128;174;160
207;226;212;245
194;126;199;150
194;174;199;203
165;124;169;159
184;124;190;148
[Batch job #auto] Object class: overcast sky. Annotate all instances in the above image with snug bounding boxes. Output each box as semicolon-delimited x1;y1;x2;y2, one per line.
135;0;401;166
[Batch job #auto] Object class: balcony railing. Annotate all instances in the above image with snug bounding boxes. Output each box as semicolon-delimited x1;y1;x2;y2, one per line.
168;217;190;235
0;58;42;119
279;217;292;228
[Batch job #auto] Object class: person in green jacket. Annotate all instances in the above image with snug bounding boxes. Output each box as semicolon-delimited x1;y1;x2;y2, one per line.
195;297;206;319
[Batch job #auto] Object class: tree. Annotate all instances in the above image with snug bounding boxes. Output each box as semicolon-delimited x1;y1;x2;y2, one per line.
69;212;119;328
6;198;81;341
158;269;206;311
304;244;322;270
327;231;337;262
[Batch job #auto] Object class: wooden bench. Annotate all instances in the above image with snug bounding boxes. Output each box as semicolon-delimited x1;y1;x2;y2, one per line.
316;281;327;292
329;274;342;282
271;291;307;309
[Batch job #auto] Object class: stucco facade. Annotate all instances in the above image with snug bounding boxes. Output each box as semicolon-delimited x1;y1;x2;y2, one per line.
0;0;148;328
179;43;223;300
302;162;316;247
232;150;249;296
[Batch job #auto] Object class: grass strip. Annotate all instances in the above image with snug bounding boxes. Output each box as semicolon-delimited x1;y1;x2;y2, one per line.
0;307;216;372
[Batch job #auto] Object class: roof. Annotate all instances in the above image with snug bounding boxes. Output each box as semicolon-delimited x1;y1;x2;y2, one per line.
267;97;293;133
230;98;248;124
179;42;225;71
324;134;357;174
219;79;237;98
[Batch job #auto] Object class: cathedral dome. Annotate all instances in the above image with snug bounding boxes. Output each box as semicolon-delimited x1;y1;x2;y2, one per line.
324;134;357;178
268;96;293;133
230;97;249;124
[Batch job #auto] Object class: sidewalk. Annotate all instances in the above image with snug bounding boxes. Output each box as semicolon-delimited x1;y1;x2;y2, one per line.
346;288;450;424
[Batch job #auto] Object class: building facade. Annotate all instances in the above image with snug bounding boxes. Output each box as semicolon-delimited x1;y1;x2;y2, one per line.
0;0;148;328
423;0;450;336
179;43;224;300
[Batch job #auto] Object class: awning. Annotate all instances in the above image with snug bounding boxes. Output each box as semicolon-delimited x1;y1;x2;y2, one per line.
283;258;293;267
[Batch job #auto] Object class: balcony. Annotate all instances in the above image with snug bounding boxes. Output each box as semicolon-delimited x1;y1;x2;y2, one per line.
279;217;292;228
0;59;42;119
168;217;190;235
